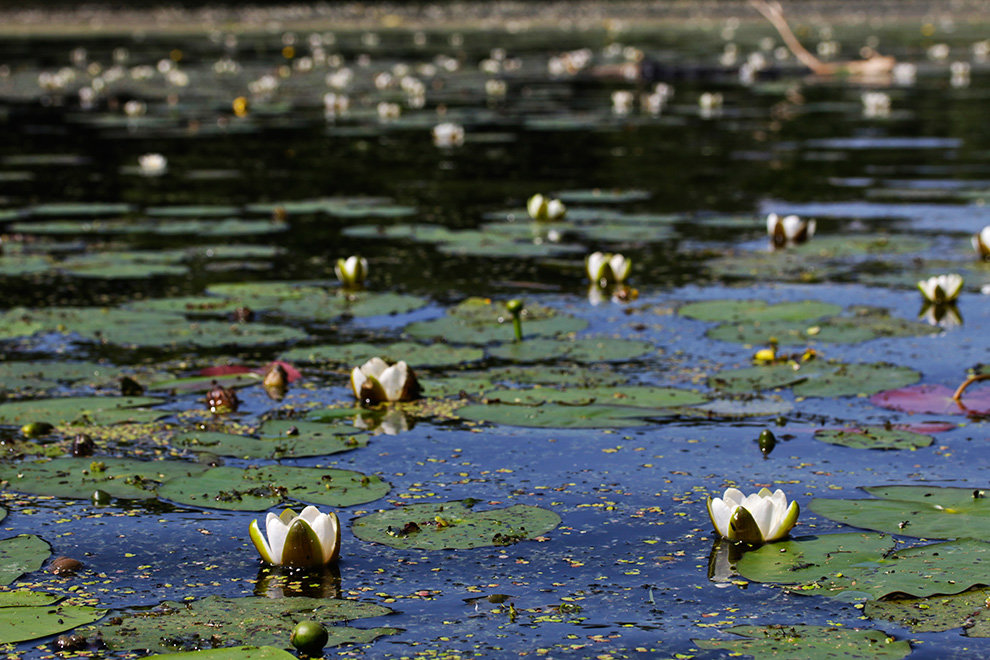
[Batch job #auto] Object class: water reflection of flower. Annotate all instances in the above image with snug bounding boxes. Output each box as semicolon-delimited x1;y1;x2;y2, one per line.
919;302;963;329
354;407;412;435
917;273;963;305
138;153;167;177
250;506;341;568
432;122;465;147
706;487;799;545
254;564;342;599
707;538;749;587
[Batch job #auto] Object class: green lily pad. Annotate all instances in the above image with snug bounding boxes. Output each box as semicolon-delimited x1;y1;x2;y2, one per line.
864;588;990;637
146;648;297;660
456;402;653;428
157;465;389;511
29;201;132;217
352;499;561;550
810;486;990;540
480;385;707;408
149;372;262;394
710;360;920;398
0;457;209;500
694;397;794;417
737;532;990;599
679;299;841;323
0;592;106;643
0;535;51;586
0;361;130;395
487;337;654;363
0;395;164;425
405;298;587;344
0;254;52;276
94;596;397;654
554;189;651;203
145;205;242;217
707;308;938;346
59;252;189;279
126;296;242;315
814;427;934;450
281;341;483;367
200;282;427;320
173;420;366;459
424;365;627;398
694;624;911;659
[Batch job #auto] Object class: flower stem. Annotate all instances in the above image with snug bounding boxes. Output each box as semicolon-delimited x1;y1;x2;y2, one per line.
952;373;990;402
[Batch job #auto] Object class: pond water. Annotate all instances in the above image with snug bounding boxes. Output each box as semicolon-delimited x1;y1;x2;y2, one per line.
0;5;989;659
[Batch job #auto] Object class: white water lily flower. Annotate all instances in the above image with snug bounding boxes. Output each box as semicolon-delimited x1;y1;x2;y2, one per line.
351;357;422;404
586;251;631;285
527;194;566;221
250;505;340;567
706;487;799;544
767;213;815;247
334;255;367;289
432;122;464;147
138;153;167;177
917;273;964;304
972;226;990;260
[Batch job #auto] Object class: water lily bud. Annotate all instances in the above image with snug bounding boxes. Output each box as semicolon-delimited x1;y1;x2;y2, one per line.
206;382;239;414
917;274;964;304
757;429;776;456
335;255;368;289
350;357;422;404
291;620;329;656
707;487;799;545
527;194;566;221
767;213;815;248
92;489;112;505
71;434;95;457
506;299;523;315
586;252;631;286
972;226;990;260
263;363;289;400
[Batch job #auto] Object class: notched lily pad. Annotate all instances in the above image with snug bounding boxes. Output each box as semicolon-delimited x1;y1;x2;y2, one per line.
352;500;561;550
0;457;208;500
173;420;366;459
0;535;51;586
864;588;990;637
694;624;911;659
811;486;990;540
814;426;934;450
94;595;397;654
157;465;389;511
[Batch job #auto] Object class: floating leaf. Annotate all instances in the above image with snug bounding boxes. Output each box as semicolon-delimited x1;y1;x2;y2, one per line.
737;532;990;599
707;309;937;345
0;535;50;586
281;341;483;367
814;427;934;450
0;361;131;395
0;395;164;426
870;384;990;416
173;420;366;459
487;337;654;363
694;624;911;659
157;465;389;511
405;298;587;344
0;457;208;500
811;486;990;540
94;596;396;654
679;299;841;323
864;588;990;637
352;500;561;550
0;254;52;276
554;189;651;204
455;402;652;428
710;360;920;398
145;648;297;660
0;591;106;643
694;397;793;417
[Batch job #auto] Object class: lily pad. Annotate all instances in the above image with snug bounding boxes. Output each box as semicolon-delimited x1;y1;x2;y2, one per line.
864;588;990;637
173;420;366;459
455;402;653;428
0;395;165;425
281;341;483;367
352;500;561;550
94;595;397;654
810;486;990;540
0;254;52;276
870;384;990;416
554;189;651;203
694;397;794;417
0;457;209;500
157;465;389;511
405;298;586;344
737;532;990;599
679;299;841;323
710;360;920;398
0;535;51;585
707;309;938;345
146;648;297;660
814;427;934;450
487;337;655;363
694;624;911;659
0;361;130;395
0;591;106;643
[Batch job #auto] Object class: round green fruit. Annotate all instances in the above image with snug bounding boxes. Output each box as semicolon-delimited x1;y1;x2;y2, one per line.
290;620;328;656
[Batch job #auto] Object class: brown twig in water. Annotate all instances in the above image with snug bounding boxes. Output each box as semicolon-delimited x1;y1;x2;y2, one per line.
953;373;990;402
749;0;895;77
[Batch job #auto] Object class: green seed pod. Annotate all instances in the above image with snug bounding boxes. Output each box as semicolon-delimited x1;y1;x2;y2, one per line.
92;489;112;505
290;620;329;656
21;421;55;438
758;429;777;456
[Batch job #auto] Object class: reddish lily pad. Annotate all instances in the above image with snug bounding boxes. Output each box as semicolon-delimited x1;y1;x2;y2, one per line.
870;384;990;416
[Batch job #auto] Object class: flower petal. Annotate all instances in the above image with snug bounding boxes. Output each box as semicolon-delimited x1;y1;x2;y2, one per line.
279;518;324;568
609;254;631;282
265;511;290;565
728;506;765;544
586;252;609;283
378;362;407;401
249;518;276;564
766;500;800;541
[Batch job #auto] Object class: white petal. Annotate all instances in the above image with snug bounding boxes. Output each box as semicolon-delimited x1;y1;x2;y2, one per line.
917;277;939;302
360;357;389;379
265;512;290;564
609;254;631;282
709;499;733;536
766;213;780;236
546;199;566;220
747;499;775;540
586;252;609;282
781;215;804;240
350;366;367;399
527;194;547;220
378;361;409;401
721;488;745;507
